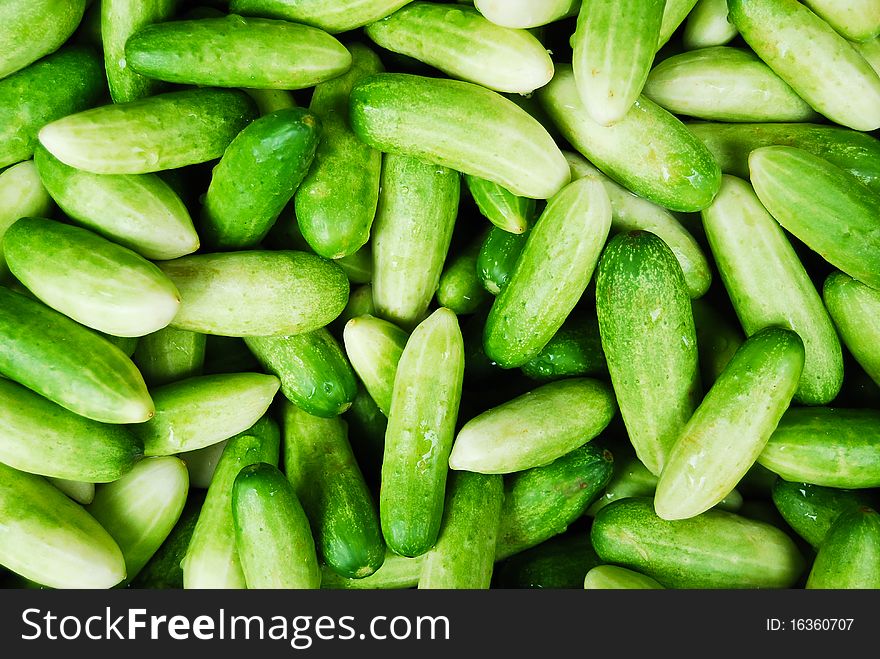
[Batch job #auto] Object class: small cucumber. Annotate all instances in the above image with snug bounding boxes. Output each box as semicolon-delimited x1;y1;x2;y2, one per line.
133;327;207;387
758;408;880;489
245;88;297;116
682;0;739;49
232;463;321;589
595;231;701;476
802;0;880;42
38;88;258;174
495;533;602;589
484;177;611;368
691;298;744;387
749;146;880;290
231;0;414;34
335;283;376;333
321;550;423;590
473;0;579;29
49;478;94;505
343;315;407;416
0;0;86;79
437;233;492;316
592;497;805;588
852;37;880;76
806;507;880;589
345;384;388;488
350;73;570;199
659;0;701;48
0;161;53;278
520;311;606;382
179;440;229;490
371;154;460;330
159;250;349;337
477;226;529;295
583;565;665;589
465;174;534;235
336;245;373;285
823;272;880;388
380;308;464;557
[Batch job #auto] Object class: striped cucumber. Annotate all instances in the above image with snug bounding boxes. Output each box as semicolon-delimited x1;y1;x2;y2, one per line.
0;0;86;79
343;315;407;416
823;272;880;387
437;234;492;315
806;507;880;589
0;161;53;278
465;175;534;235
477;226;529;295
133;327;207;387
802;0;880;43
473;0;579;29
231;0;414;34
584;565;665;589
683;0;738;49
520;311;606;382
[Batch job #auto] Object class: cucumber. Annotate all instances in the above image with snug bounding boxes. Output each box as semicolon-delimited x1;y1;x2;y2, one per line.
644;47;818;122
232;462;321;589
366;3;553;94
572;0;665;126
682;0;738;49
852;37;880;76
343;315;407;416
133;327;207;387
419;471;503;589
283;402;385;579
758;408;880;489
372;154;460;330
321;550;423;590
101;0;176;103
179;440;229;490
4;217;180;338
484;177;611;368
802;0;880;43
473;0;579;29
295;44;384;259
158;251;349;337
465;175;534;235
654;328;804;521
0;0;87;79
182;415;280;589
494;533;601;589
772;479;879;548
87;456;189;583
244;88;297;116
203;336;261;375
437;233;492;315
336;245;373;285
806;507;880;589
48;478;95;505
335;283;376;332
126;15;351;89
477;226;529;295
702;176;843;405
583;565;664;589
231;0;415;34
728;0;880;131
749;146;880;290
691;298;744;387
0;286;153;424
520;311;606;382
380;308;464;557
659;0;700;48
823;272;880;388
131;373;280;456
350;73;570;199
0;161;53;279
0;377;142;483
592;497;805;588
244;329;357;418
595;231;701;476
586;450;659;516
200;108;320;250
539;65;721;212
38;88;258;174
0;46;104;169
495;443;614;560
0;462;125;589
345;384;387;487
449;378;616;474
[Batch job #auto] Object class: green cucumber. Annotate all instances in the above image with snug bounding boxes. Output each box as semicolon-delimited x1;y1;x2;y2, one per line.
852;37;880;76
572;0;665;126
4;217;180;338
758;408;880;489
473;0;579;29
683;0;739;49
539;65;721;212
0;286;153;424
437;233;492;315
477;226;529;295
295;44;384;259
371;154;460;330
644;47;818;122
595;231;701;476
0;161;53;279
200;108;320;250
126;15;351;89
38;88;258;174
802;0;880;43
749;146;880;290
133;327;207;387
702;176;843;405
0;0;87;79
158;251;349;336
182;416;280;589
494;534;602;589
48;478;94;505
592;497;805;588
495;443;614;560
0;377;142;483
245;329;356;418
419;471;504;589
0;462;125;589
520;311;605;382
484;177;611;368
345;384;388;487
336;246;373;285
690;298;744;386
335;283;376;332
465;174;534;235
232;462;321;589
449;378;616;474
366;3;553;94
231;0;415;34
88;456;189;583
654;328;804;521
244;88;297;115
659;0;700;48
350;73;570;199
343;315;408;416
0;46;104;169
823;272;880;387
806;507;880;589
131;373;280;456
380;308;464;557
101;0;176;103
729;0;880;131
179;440;229;490
583;565;664;589
321;550;423;590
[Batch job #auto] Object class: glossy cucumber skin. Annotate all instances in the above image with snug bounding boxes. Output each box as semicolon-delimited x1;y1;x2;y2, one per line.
466;175;534;235
437;234;491;316
342;314;407;416
520;312;606;382
477;226;529;296
806;507;880;589
823;272;880;387
231;0;415;34
495;534;602;589
0;161;53;278
133;327;207;387
0;0;87;79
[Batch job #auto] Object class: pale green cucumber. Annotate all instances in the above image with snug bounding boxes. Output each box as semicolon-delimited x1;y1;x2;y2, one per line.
583;565;664;589
683;0;738;49
473;0;579;28
690;298;744;386
465;174;534;234
321;550;423;590
436;234;492;315
659;0;700;48
48;479;95;505
179;440;229;490
802;0;880;42
0;161;53;278
853;37;880;76
823;272;880;387
133;327;207;387
484;177;611;368
343;314;408;416
806;507;880;589
0;0;87;79
231;0;415;33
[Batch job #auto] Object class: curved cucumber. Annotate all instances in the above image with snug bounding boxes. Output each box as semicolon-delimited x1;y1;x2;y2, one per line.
659;0;700;48
473;0;579;29
702;176;842;405
802;0;880;43
437;234;492;315
595;231;701;476
0;0;86;79
520;311;606;382
0;161;53;278
484;177;611;368
231;0;414;34
343;315;407;416
350;73;570;199
683;0;739;49
583;565;665;589
477;226;529;296
806;507;880;589
823;272;880;388
133;327;207;387
495;534;601;589
465;174;534;235
159;251;349;337
244;329;357;418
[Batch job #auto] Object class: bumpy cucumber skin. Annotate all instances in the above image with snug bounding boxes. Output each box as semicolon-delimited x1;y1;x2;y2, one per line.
0;0;86;79
823;272;880;388
0;161;53;278
595;232;701;476
350;73;570;199
134;327;207;387
592;498;805;588
231;0;414;33
0;46;104;169
437;235;491;316
806;507;880;589
583;565;665;589
477;226;529;295
465;175;534;235
342;314;407;416
495;534;602;589
683;0;739;49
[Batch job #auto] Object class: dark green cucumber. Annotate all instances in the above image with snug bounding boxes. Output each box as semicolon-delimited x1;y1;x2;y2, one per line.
520;311;606;382
494;533;602;589
344;384;387;488
806;507;880;589
477;225;530;295
133;327;207;387
0;0;87;79
465;174;535;235
436;232;492;315
690;297;744;387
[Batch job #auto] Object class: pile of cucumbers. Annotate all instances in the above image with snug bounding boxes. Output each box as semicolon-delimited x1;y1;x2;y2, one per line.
1;0;879;591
